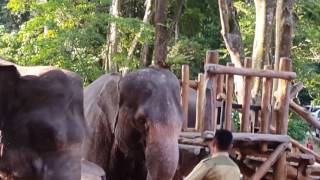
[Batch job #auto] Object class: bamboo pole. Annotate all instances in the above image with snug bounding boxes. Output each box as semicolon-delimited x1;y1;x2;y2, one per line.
241;58;253;132
205;64;296;80
224;63;234;131
181;65;189;130
251;143;289;180
260;65;272;152
274;57;292;180
196;73;205;131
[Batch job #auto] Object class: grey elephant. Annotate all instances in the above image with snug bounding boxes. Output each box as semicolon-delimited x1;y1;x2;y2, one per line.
82;67;183;180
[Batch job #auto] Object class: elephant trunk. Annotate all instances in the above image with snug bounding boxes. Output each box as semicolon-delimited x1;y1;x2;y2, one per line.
145;122;181;180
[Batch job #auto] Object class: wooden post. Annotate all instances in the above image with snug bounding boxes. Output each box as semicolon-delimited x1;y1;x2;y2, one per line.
181;65;189;130
196;73;205;131
241;58;253;132
275;57;292;134
274;57;292;180
251;143;289;180
204;50;219;132
217;74;224;97
224;63;234;131
205;50;219;65
260;65;272;152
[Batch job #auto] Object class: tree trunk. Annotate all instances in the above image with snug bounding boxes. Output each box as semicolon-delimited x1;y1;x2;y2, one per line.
218;0;245;104
175;0;184;41
105;0;121;73
154;0;169;68
141;44;154;67
273;0;295;92
127;0;153;60
251;0;276;104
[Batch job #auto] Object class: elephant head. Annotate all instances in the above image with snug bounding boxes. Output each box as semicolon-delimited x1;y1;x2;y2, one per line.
83;67;183;180
0;61;86;180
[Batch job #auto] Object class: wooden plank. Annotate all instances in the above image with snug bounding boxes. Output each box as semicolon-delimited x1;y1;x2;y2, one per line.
241;58;253;132
180;132;290;143
181;65;189;130
224;63;234;131
251;143;289;180
260;65;272;152
195;73;205;131
205;63;297;80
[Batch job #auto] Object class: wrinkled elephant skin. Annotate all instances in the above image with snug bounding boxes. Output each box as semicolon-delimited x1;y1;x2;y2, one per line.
0;59;86;180
83;67;183;180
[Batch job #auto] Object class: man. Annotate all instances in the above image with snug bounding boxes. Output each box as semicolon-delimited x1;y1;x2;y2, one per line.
184;129;240;180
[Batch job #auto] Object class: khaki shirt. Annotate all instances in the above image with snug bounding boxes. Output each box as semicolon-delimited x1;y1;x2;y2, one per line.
184;153;240;180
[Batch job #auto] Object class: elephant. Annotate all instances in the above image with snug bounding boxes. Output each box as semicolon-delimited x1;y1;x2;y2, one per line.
187;88;197;128
82;67;183;180
0;59;87;179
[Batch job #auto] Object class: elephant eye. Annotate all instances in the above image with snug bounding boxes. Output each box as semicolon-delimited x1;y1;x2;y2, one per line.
134;117;147;133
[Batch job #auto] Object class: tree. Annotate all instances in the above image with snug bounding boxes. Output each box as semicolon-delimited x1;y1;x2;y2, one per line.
105;0;122;72
154;0;168;67
127;0;153;61
251;0;276;103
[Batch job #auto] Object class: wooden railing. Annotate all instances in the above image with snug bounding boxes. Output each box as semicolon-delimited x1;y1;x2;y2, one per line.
180;50;299;180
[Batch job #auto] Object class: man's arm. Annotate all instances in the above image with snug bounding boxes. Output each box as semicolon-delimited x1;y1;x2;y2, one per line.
184;161;209;180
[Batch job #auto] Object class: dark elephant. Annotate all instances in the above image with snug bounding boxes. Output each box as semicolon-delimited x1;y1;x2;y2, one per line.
0;59;86;179
187;88;197;128
82;67;183;180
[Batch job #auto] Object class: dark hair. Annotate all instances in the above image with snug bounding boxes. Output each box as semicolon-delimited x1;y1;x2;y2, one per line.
214;129;233;151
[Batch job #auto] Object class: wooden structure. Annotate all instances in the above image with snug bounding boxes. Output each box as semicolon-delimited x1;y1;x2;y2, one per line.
179;50;320;179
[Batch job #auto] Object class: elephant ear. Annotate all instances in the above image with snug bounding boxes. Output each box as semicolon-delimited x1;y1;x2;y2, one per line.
0;65;20;123
83;74;121;137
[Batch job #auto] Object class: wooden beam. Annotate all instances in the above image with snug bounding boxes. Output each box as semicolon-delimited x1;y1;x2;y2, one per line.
241;58;253;132
205;64;296;80
286;153;315;165
291;138;320;163
181;65;189;130
195;73;205;131
251;143;289;180
224;63;234;131
179;132;290;145
260;65;273;152
290;100;320;129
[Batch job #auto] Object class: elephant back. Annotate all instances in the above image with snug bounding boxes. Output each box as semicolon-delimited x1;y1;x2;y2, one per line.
82;74;121;170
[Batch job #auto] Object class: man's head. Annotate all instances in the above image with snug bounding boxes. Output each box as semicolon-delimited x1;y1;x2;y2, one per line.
211;129;233;153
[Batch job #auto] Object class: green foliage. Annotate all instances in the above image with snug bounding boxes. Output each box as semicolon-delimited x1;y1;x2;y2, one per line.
233;0;255;56
0;0;153;85
288;113;312;141
232;110;240;132
167;38;207;79
293;0;320;104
